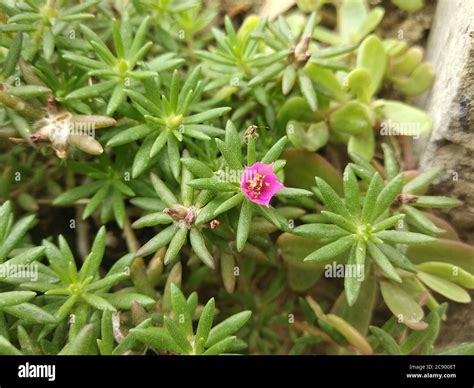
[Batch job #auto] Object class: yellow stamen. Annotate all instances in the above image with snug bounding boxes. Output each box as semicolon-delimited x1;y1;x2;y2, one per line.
246;173;266;198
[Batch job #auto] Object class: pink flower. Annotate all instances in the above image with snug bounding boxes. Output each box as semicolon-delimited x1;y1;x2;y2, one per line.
240;162;284;207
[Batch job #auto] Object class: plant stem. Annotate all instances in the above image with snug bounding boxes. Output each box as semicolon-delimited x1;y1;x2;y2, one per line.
0;87;43;120
76;205;90;262
123;213;140;253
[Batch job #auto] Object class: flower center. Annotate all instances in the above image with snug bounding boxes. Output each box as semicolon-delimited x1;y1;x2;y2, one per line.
41;6;58;22
166;114;183;129
246;173;269;199
117;59;129;75
357;223;373;239
69;283;83;295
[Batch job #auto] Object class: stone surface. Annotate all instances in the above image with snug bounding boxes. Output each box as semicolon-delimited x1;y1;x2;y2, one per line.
417;0;474;236
416;0;474;349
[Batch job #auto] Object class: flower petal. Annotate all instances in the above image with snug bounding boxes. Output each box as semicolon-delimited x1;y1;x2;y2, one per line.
240;162;285;206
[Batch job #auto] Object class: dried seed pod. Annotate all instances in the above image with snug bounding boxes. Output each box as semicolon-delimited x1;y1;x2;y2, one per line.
292;34;312;65
10;108;115;159
70;115;117;129
68;134;103;155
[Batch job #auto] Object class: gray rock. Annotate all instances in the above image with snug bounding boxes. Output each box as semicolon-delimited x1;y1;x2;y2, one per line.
416;0;474;350
417;0;474;235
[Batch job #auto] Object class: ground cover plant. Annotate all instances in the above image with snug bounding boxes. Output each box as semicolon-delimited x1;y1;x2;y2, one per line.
0;0;473;356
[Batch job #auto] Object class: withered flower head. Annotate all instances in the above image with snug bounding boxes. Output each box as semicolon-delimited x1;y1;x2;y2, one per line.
164;205;199;228
10;102;116;159
291;34;312;66
243;125;259;143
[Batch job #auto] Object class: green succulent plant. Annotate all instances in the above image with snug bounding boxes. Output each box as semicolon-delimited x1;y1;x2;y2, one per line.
52;153;137;228
0;0;99;60
20;57;92;114
248;12;319;111
350;145;461;237
0;200;36;262
63;15;160;115
391;0;425;13
0;201;57;327
132;153;223;268
384;40;435;96
277;39;432;159
294;167;437;306
132;283;251;355
0;0;473;359
196;15;278;106
185;121;312;251
296;296;471;356
312;0;385;46
134;0;217;52
22;227;154;318
106;67;230;179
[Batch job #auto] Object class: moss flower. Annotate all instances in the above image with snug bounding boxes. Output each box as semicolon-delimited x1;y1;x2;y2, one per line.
240;162;284;207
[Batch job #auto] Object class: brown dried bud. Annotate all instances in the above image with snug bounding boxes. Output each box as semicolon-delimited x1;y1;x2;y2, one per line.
396;193;419;206
292;34;312;65
47;95;59;112
131;301;148;326
244;125;259;143
163;206;188;220
184;210;196;224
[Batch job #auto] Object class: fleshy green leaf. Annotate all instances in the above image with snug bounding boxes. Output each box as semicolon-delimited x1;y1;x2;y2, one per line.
369;326;401;355
357;35;386;96
304;236;354;263
163;316;192;354
361;173;384;223
367;241;402;283
163;228;187;265
380;100;432;135
79;226;106;281
329;101;374;135
0;291;36;308
380;281;424;326
374;230;437;244
206;311;252;348
417;271;471;303
236;200;252;252
371;173;405;221
132;327;182;353
189;228;215;269
316;177;351;218
195;298;215;352
170;284;193;337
